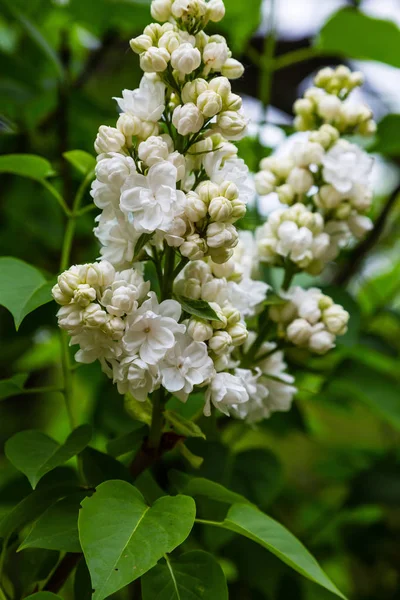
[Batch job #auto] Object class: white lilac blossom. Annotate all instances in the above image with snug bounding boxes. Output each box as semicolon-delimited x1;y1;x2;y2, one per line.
53;6;371;430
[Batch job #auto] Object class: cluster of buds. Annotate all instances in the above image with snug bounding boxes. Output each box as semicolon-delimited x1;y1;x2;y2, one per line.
255;65;375;275
270;287;349;355
294;65;376;136
151;0;225;34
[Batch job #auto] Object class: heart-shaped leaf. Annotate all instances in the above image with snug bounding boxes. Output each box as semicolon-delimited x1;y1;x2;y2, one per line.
78;480;196;600
0;154;54;181
0;373;29;400
142;550;228;599
5;425;92;488
0;257;54;329
19;492;85;552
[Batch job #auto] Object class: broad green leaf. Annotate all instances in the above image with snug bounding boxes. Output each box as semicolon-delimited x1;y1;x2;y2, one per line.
0;484;77;540
370;114;400;157
80;447;132;487
219;0;262;54
223;504;346;599
134;232;153;256
5;425;92;489
231;449;282;509
106;425;147;457
74;558;92;600
19;492;85;552
0;372;29;400
175;295;221;321
327;360;400;431
142;550;228;600
316;8;400;68
63;150;96;175
0;257;53;329
78;480;196;600
25;594;62;600
164;410;206;439
170;471;250;506
0;154;54;181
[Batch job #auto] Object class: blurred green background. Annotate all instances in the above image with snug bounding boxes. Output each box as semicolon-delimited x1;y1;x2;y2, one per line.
1;0;400;598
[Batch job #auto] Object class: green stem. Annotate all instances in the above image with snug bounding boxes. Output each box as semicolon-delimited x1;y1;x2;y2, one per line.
195;518;224;528
148;388;165;450
161;245;176;301
282;264;296;291
41;180;71;216
164;554;180;597
241;307;273;368
60;330;77;430
20;385;64;395
273;46;329;71
172;256;188;280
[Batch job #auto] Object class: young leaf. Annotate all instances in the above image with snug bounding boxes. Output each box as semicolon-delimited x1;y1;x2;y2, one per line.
170;471;250;506
0;373;29;400
106;425;148;457
63;150;96;175
175;295;221;321
19;492;85;552
316;8;400;68
223;504;346;599
5;425;92;489
125;394;153;425
0;154;55;181
0;484;78;540
164;410;206;439
142;550;228;600
0;257;54;329
78;480;196;600
25;594;63;600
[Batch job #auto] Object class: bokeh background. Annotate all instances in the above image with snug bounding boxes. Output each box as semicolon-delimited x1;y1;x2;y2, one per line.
1;0;400;598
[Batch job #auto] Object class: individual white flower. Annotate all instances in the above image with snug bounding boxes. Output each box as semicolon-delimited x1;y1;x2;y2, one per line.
151;0;173;21
72;328;122;375
172;103;204;135
216;110;248;140
94;214;140;270
231;368;270;424
181;78;209;103
171;43;201;75
94;126;125;154
187;317;213;341
96;154;136;189
228;278;268;318
221;58;244;79
123;292;185;364
138;135;170;166
255;170;276;195
57;303;83;333
160;333;214;400
258;348;297;413
204;152;255;206
308;327;335;354
114;76;166;122
140;47;170;72
322;139;373;194
207;0;225;22
120;161;186;233
113;356;158;401
286;318;313;346
73;284;97;308
208;330;232;355
82;261;116;289
204;372;249;416
203;38;229;71
197;90;222;118
291;141;325;167
206;222;238;249
322;303;349;335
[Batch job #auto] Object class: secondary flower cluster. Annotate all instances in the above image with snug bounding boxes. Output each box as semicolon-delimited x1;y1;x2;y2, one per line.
255;66;375;275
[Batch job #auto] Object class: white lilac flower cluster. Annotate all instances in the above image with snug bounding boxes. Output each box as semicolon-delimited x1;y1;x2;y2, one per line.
255;65;375;275
269;287;349;355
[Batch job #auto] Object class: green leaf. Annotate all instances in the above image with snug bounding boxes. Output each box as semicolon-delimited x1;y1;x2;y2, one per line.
177;443;204;469
134;232;153;256
25;594;63;600
78;480;196;600
0;154;54;181
222;504;346;599
125;394;153;425
370;114;400;157
63;150;96;175
316;7;400;68
74;558;92;600
5;425;92;489
219;0;262;54
175;295;221;321
80;447;133;487
0;372;29;400
142;550;228;600
19;492;85;552
107;425;147;457
164;410;206;439
0;484;78;540
231;449;282;509
170;471;250;506
0;257;54;329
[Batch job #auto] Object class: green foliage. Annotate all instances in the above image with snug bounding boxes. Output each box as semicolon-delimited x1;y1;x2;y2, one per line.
316;7;400;67
164;410;206;439
78;480;196;600
0;154;54;181
5;426;92;488
142;550;229;599
63;150;96;175
220;0;263;53
371;114;400;157
0;372;29;400
0;257;54;329
175;295;222;321
25;594;62;600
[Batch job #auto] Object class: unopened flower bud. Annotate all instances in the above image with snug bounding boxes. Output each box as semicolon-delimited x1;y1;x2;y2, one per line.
224;93;242;111
206;222;238;249
138;135;169;166
196;180;220;203
104;316;125;339
217;110;247;140
187;317;213;341
116;114;142;139
219;181;239;201
317;95;342;121
221;58;244;79
185;191;208;221
294;98;313;116
209;196;232;221
228;322;248;346
287;318;313;346
207;0;225;22
277;184;295;205
83;303;108;327
129;34;153;54
203;40;229;71
230;199;246;221
151;0;173;21
158;30;181;53
73;284;97;307
222;305;241;326
94;126;125;154
287;167;314;194
140;47;170;73
180;233;207;260
322;304;349;335
208;76;231;100
182;78;208;104
255;170;276;195
308;330;335;354
171;43;201;75
197;90;222;117
348;214;373;239
208;247;234;264
209;330;232;355
172;103;204;135
317;184;342;209
176;276;202;299
57;268;80;297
